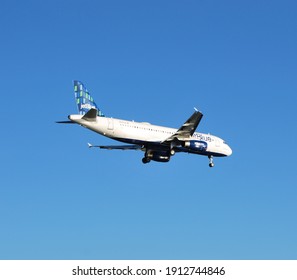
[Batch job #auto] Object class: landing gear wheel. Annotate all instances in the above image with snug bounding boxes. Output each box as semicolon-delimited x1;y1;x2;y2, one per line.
208;155;214;168
142;157;150;164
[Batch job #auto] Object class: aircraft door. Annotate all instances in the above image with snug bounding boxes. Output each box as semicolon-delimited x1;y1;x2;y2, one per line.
215;139;220;147
108;118;114;130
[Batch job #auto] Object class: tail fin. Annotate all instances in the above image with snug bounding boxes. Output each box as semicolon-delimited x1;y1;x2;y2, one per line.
73;80;105;116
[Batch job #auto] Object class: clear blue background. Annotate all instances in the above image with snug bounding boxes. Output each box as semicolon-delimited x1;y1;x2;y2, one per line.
0;0;296;259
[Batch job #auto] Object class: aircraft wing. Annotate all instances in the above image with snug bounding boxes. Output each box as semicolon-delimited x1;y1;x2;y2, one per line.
163;110;203;143
88;143;143;150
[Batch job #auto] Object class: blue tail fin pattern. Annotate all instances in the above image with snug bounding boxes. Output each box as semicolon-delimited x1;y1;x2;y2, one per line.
73;80;105;116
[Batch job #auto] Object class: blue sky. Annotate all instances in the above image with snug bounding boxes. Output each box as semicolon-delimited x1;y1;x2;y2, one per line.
0;0;296;259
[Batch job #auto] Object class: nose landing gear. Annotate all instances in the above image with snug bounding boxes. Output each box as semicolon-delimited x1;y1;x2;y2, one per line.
208;155;214;167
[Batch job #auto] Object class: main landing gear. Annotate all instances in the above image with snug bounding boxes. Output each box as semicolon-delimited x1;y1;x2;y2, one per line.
208;155;214;168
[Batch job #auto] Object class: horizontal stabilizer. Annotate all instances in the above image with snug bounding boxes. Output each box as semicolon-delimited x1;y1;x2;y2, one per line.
88;143;143;150
56;120;75;124
82;108;97;121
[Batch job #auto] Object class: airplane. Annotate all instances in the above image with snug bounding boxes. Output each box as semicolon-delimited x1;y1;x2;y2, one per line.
57;81;232;167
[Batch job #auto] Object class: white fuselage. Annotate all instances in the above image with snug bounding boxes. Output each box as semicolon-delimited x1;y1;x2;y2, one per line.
69;114;232;157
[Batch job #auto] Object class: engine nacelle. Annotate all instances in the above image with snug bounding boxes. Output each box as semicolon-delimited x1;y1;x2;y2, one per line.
184;140;207;152
146;150;171;162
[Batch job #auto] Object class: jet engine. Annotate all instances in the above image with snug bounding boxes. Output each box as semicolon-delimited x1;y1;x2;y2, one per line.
144;150;171;163
183;140;207;152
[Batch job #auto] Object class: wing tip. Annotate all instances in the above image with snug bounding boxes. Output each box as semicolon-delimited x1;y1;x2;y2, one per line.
194;107;203;115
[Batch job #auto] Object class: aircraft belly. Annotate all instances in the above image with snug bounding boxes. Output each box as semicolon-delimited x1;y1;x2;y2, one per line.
204;143;226;157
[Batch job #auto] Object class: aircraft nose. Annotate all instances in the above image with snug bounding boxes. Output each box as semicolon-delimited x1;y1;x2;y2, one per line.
226;145;232;156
